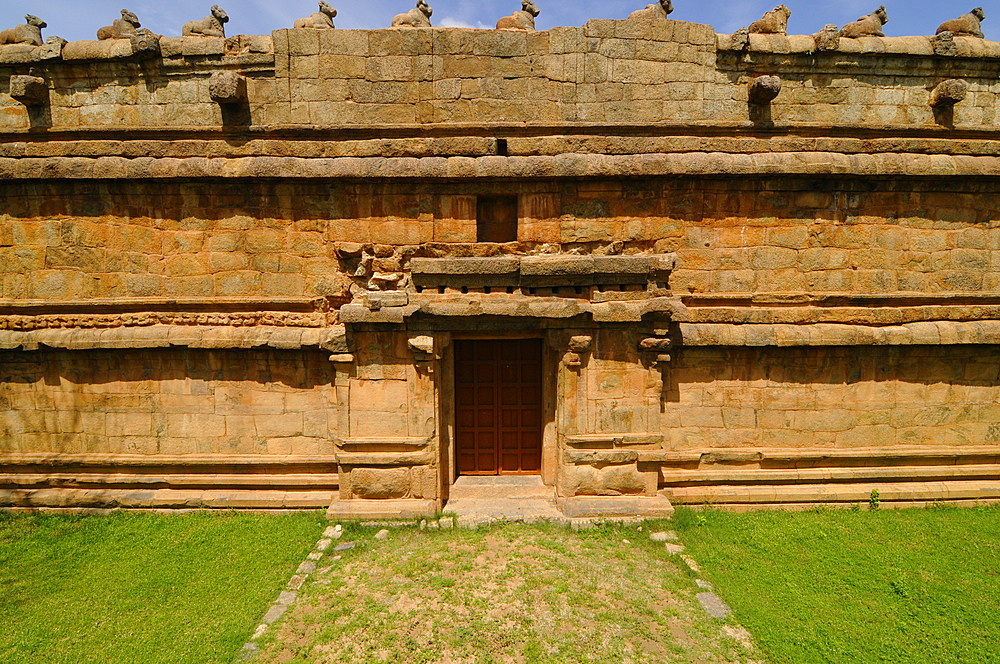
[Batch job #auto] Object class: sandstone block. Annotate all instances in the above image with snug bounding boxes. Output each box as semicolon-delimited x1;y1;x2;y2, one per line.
349;467;410;499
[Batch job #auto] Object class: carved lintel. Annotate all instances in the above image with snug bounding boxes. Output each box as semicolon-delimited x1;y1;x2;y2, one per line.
9;74;47;106
209;70;246;104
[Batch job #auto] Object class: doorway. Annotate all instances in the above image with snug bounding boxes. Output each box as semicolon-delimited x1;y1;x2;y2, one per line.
454;339;543;475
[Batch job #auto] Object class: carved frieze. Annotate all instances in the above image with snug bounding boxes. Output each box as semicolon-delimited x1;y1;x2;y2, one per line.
0;311;329;331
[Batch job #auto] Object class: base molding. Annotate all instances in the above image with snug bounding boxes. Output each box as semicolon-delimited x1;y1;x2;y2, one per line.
0;488;334;510
325;498;441;520
557;494;675;518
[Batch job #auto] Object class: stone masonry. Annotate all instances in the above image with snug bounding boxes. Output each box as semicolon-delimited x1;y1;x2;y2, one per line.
2;7;1000;514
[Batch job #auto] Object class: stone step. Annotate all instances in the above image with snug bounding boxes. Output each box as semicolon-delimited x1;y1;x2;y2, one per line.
448;486;555;500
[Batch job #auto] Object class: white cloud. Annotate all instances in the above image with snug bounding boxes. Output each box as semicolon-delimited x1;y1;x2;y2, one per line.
438;16;490;29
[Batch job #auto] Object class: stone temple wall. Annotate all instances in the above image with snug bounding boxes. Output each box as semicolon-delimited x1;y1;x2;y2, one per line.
3;21;1000;131
0;348;337;508
2;14;1000;512
3;178;999;303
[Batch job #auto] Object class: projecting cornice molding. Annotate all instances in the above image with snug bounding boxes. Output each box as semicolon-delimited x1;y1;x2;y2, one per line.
2;152;999;180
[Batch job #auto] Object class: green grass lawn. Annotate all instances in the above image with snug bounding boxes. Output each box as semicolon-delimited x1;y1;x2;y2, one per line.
0;510;325;664
675;504;1000;664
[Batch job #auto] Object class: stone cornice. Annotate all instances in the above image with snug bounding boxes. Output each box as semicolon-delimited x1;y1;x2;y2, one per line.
2;151;999;180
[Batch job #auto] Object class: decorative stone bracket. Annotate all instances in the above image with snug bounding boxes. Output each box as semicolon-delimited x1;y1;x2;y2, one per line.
407;335;435;362
323;325;355;364
564;335;593;368
639;332;672;365
930;79;968;109
9;74;47;106
209;70;247;104
748;75;780;124
748;75;781;104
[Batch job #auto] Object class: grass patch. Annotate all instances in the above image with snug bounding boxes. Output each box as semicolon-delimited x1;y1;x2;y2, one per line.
258;521;756;664
675;505;1000;664
0;510;325;664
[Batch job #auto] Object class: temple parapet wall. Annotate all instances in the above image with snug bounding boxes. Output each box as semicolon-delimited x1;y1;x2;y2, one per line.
2;18;1000;135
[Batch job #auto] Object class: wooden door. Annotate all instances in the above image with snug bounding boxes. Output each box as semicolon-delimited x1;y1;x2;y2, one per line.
455;339;542;475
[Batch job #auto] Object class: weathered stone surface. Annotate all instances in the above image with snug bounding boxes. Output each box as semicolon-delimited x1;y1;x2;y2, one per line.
183;5;229;38
497;1;540;31
350;468;410;499
411;257;519;275
407;335;434;354
3;12;1000;519
391;1;433;28
8;75;47;105
0;14;46;46
748;75;781;104
209;70;247;103
748;5;790;35
294;3;337;30
61;39;134;60
937;8;986;39
839;6;888;38
930;79;968;108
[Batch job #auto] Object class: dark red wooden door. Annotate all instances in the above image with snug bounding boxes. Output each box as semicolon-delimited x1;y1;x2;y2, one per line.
455;339;542;475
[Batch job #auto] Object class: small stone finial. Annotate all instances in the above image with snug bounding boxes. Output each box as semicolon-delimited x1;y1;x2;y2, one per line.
391;0;433;28
729;26;750;50
183;5;229;37
97;9;142;40
496;1;540;31
9;74;47;106
0;14;46;46
930;79;969;108
933;30;958;56
813;24;840;51
294;2;337;29
937;8;986;38
839;5;888;38
747;5;791;35
209;71;247;104
748;75;782;104
627;0;673;21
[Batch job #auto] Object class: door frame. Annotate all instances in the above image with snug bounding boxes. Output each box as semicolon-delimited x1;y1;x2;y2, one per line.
439;332;557;491
453;338;544;477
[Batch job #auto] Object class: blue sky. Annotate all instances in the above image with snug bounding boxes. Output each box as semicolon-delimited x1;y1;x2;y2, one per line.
2;1;997;42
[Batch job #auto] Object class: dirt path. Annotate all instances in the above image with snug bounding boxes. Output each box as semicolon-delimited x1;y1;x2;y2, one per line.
254;521;757;664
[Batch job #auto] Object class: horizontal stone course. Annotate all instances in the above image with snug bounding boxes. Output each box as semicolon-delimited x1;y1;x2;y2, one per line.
2;152;999;180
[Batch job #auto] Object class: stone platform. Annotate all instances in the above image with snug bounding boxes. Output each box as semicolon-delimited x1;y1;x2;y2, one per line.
446;476;568;528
